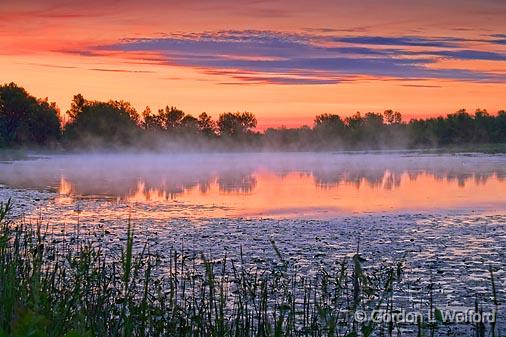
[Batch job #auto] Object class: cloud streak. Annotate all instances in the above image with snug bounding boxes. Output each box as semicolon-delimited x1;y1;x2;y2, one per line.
82;30;506;84
331;36;465;48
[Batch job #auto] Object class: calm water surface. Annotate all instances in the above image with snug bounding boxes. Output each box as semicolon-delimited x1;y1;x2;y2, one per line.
1;152;505;330
0;152;505;219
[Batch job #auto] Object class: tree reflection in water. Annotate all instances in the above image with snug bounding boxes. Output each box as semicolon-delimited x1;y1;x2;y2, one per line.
0;154;505;212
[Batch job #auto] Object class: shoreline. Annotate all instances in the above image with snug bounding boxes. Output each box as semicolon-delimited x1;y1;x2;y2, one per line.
2;143;506;159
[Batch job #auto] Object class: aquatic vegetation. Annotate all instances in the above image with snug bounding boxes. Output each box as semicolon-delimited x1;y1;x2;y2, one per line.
0;200;501;336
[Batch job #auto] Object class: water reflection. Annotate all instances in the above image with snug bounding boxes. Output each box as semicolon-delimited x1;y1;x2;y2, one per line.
1;153;505;216
217;169;257;194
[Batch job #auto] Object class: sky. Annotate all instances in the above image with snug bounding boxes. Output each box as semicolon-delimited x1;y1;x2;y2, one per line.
0;0;505;128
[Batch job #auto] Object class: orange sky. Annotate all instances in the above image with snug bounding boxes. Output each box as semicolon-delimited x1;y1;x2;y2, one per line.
0;0;505;128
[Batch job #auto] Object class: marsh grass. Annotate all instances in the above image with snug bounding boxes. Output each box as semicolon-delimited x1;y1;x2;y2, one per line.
0;200;501;337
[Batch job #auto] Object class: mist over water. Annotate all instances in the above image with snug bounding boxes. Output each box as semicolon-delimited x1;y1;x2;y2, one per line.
1;152;505;218
1;152;505;332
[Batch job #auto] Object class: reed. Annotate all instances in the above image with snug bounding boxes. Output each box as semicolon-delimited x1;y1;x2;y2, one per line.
0;200;500;337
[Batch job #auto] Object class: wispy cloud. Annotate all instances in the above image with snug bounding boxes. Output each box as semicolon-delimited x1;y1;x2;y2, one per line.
401;84;442;88
88;68;154;73
20;62;78;69
84;30;506;84
331;36;465;48
489;34;506;45
427;50;506;61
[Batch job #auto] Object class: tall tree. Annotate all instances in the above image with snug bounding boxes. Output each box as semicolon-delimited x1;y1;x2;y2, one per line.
64;96;140;146
159;106;185;130
313;114;346;146
180;115;200;134
218;112;257;137
0;82;61;147
198;112;217;137
142;106;160;130
314;114;345;132
383;110;402;125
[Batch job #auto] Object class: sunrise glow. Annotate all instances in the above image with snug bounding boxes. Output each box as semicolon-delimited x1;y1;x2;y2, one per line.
1;0;505;128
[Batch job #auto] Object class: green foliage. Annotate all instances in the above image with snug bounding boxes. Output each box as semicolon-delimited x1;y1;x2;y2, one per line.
267;108;506;150
141;106;162;131
313;114;346;144
197;112;217;137
0;83;61;147
8;309;49;337
141;106;216;142
64;95;141;147
218;112;257;137
383;110;402;125
1;82;506;151
161;106;185;129
180;115;199;134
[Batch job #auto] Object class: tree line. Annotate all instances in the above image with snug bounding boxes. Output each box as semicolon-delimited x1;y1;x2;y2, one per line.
1;82;505;150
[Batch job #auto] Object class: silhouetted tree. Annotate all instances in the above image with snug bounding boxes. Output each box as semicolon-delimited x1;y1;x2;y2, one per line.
363;112;385;147
0;96;4;145
441;109;470;143
198;112;217;137
180;115;200;134
345;112;365;129
68;94;86;120
142;106;163;131
0;83;61;147
345;112;366;145
313;114;346;147
497;110;506;142
111;100;140;126
159;106;185;130
383;110;402;125
407;118;433;146
264;126;313;150
474;109;494;142
2;83;506;151
64;95;140;147
314;114;346;134
364;112;384;127
218;112;257;137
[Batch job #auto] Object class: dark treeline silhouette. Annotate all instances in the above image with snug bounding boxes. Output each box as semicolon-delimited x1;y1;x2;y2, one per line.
1;82;505;151
0;83;61;147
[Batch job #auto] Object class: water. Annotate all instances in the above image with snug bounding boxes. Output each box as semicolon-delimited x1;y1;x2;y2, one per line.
0;152;505;332
1;152;506;219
